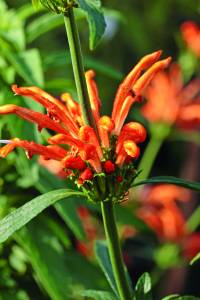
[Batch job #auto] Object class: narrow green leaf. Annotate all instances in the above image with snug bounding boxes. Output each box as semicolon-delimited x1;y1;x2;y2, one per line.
5;49;44;86
16;217;107;300
43;50;123;80
76;0;106;49
132;176;200;192
81;290;118;300
26;13;63;43
0;189;83;243
95;240;118;297
134;273;152;300
190;252;200;265
162;295;179;300
187;206;200;232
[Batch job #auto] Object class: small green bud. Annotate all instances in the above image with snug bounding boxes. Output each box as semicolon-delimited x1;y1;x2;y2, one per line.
38;0;77;14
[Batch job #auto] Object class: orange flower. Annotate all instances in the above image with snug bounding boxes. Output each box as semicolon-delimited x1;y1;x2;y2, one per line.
181;21;200;58
142;64;200;129
138;184;190;241
137;184;200;261
0;51;170;202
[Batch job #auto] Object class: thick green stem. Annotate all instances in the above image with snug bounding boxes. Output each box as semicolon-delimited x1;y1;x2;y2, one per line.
64;8;96;128
101;201;132;300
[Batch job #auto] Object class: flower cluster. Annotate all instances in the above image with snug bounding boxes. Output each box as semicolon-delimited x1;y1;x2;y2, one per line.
0;51;170;203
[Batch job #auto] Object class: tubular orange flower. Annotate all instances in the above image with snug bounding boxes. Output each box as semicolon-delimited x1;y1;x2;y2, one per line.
181;21;200;58
138;184;190;241
0;51;170;203
136;184;200;261
142;63;200;129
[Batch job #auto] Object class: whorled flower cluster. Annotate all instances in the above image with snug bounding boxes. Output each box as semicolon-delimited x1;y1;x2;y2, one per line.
0;51;170;203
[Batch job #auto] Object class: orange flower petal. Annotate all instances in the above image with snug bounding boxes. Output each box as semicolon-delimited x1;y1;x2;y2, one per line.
132;57;172;96
0;138;67;160
112;50;162;120
85;70;101;123
0;104;69;134
79;125;103;159
12;85;79;136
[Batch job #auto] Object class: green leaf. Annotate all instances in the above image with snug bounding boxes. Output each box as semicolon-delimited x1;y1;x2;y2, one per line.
43;50;123;80
134;273;152;300
76;0;106;49
5;49;44;86
95;240;118;297
0;189;83;243
190;252;200;265
187;206;200;232
132;176;200;192
16;217;107;300
26;13;63;43
81;290;118;300
162;295;179;300
55;197;87;241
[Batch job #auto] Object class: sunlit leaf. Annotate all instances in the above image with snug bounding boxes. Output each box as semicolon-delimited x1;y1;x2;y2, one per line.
81;290;118;300
27;13;63;42
5;49;44;86
190;252;200;265
134;273;152;300
0;189;83;243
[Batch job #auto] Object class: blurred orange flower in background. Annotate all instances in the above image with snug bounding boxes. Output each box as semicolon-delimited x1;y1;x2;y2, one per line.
181;21;200;58
138;184;200;260
141;64;200;129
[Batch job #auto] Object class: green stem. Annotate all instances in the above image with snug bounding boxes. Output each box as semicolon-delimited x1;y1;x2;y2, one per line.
64;8;96;129
135;135;163;182
135;123;171;183
101;200;132;300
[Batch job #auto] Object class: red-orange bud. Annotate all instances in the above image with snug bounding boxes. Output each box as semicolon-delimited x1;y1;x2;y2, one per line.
104;160;115;174
123;140;140;159
116;175;123;182
122;122;147;143
79;168;93;182
62;155;86;171
99;116;115;132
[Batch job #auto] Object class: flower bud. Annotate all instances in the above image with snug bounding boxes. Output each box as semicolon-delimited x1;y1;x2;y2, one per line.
39;0;76;14
62;155;86;171
104;160;115;174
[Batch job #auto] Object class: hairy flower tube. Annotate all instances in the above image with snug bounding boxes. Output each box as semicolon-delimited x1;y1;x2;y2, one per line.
0;51;170;203
142;63;200;129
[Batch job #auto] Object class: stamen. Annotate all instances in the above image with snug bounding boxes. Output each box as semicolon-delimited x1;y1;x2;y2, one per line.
0;140;13;144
